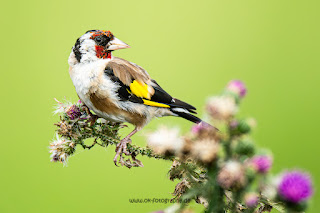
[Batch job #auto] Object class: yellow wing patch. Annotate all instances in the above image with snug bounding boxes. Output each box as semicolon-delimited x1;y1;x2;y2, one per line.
129;80;152;99
129;80;169;108
142;99;170;108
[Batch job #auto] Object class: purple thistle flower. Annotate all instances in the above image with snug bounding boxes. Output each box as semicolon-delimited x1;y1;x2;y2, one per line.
66;105;82;120
278;171;313;203
191;124;202;134
191;122;211;134
229;120;239;129
245;193;259;208
227;80;247;98
251;155;272;174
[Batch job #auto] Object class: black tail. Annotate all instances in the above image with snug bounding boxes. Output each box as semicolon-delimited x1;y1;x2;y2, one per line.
168;98;201;123
172;110;202;123
172;109;218;130
168;98;217;129
172;98;196;111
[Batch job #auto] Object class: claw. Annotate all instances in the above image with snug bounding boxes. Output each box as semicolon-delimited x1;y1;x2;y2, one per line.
113;138;132;166
112;127;138;166
88;114;99;125
81;104;99;125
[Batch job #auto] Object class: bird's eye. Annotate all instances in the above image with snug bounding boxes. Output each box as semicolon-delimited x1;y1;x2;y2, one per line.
95;37;102;43
93;35;109;46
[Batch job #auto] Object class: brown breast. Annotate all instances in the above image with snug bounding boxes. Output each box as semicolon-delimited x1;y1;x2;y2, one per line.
89;92;147;128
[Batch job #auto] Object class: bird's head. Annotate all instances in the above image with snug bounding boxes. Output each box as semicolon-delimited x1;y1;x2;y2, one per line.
71;30;130;63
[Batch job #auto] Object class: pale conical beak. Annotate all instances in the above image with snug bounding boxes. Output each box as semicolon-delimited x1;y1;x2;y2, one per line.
107;37;130;50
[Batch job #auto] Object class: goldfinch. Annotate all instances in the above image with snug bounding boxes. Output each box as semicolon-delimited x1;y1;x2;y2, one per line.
68;30;211;165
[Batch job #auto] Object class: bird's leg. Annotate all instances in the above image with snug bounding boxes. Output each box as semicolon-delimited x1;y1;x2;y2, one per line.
82;104;98;125
113;128;138;166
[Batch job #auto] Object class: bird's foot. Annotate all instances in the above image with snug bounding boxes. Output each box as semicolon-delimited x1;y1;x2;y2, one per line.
82;105;99;125
88;114;99;125
113;138;132;166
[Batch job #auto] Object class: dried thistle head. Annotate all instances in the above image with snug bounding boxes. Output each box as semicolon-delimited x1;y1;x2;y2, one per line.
217;161;247;190
49;134;75;164
55;120;75;138
187;139;219;164
147;126;184;156
172;179;190;201
206;96;238;121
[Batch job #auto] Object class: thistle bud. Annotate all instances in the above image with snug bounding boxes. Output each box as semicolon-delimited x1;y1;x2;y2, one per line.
234;139;255;157
229;119;253;135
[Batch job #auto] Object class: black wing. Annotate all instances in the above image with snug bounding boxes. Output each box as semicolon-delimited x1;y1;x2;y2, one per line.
104;67;197;114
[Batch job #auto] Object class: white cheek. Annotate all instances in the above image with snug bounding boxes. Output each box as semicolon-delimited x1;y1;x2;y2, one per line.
80;39;98;62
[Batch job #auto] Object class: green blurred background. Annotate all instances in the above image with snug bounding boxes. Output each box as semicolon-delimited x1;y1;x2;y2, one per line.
1;0;319;212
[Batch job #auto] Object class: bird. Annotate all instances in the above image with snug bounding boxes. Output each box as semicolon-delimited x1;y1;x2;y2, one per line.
68;29;213;165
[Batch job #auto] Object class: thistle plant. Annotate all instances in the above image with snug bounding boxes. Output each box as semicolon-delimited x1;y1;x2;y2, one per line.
50;99;170;168
49;80;314;213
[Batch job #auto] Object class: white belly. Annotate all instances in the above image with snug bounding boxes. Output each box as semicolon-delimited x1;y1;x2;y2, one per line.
69;59;127;123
